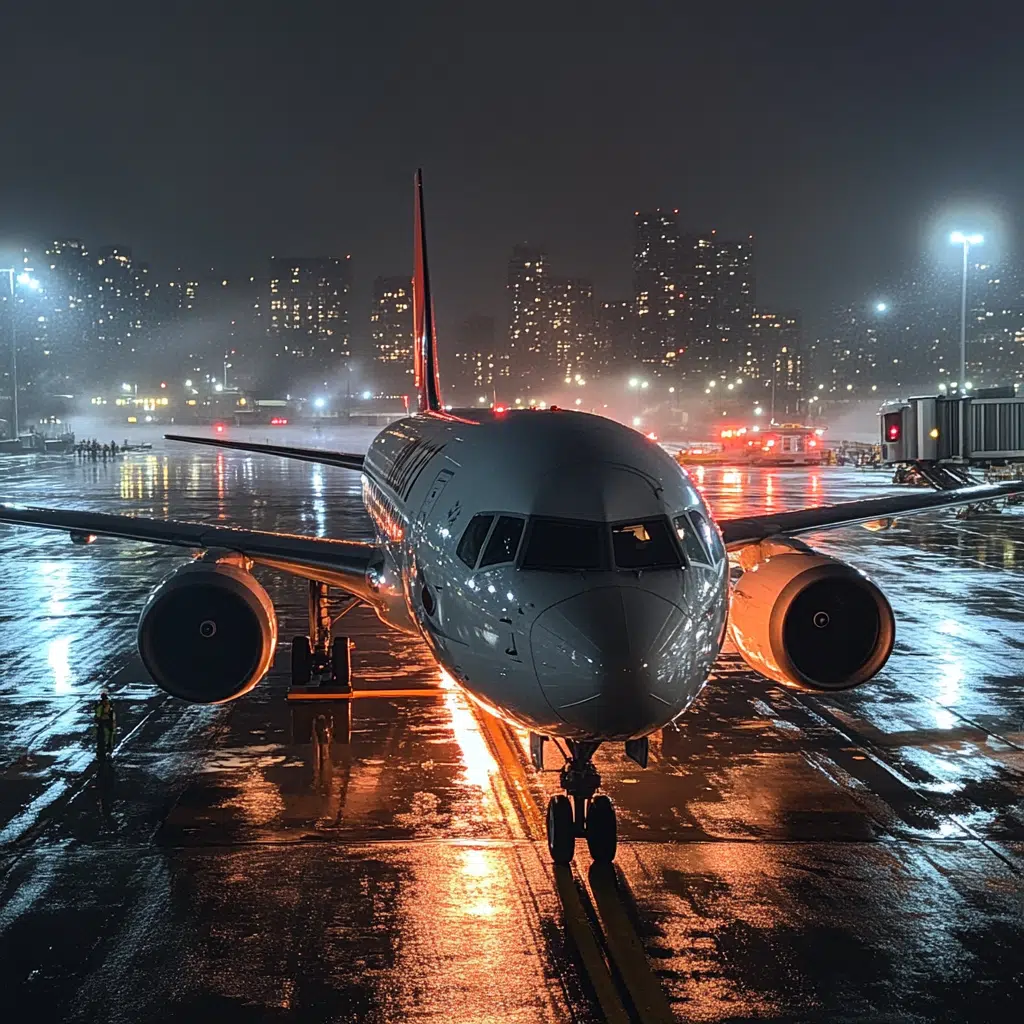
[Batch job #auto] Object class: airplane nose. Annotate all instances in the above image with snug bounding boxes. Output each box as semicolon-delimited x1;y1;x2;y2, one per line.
530;586;693;739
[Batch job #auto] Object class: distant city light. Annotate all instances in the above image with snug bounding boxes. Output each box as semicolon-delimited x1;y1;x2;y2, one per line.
628;377;638;388
313;397;326;409
16;273;40;290
214;383;223;392
641;380;649;389
478;396;487;404
964;381;973;390
632;416;642;426
184;379;193;387
754;406;763;415
668;386;675;394
121;382;132;392
361;390;372;400
875;302;888;312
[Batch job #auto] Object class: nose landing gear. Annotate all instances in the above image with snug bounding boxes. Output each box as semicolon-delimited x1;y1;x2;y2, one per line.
545;740;617;865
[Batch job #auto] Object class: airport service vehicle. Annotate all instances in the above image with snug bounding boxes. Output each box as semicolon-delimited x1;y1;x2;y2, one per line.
675;424;825;467
3;173;1024;866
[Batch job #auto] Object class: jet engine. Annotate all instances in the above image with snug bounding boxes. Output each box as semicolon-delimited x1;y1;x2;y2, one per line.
137;556;277;703
729;546;894;691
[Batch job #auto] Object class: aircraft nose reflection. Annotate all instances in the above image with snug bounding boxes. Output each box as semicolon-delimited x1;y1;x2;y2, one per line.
530;585;691;739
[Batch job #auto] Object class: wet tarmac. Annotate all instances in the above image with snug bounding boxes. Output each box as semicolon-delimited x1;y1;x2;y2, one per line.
1;434;1022;1022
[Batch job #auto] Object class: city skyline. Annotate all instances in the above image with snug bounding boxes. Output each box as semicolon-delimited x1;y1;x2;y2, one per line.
4;7;1024;345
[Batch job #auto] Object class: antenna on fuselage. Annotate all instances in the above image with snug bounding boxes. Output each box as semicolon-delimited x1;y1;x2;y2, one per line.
412;169;443;413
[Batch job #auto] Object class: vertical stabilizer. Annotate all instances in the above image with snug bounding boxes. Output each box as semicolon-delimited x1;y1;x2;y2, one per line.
412;169;443;412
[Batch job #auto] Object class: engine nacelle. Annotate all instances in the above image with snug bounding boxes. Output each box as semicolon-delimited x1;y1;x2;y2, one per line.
138;557;277;703
729;549;894;691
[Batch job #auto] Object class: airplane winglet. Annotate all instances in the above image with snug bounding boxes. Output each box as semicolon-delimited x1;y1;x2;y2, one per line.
413;169;443;413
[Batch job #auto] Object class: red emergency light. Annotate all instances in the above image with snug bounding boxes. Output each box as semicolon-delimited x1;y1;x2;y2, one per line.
215;423;225;433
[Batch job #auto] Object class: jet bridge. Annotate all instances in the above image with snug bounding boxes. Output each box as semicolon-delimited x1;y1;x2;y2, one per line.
880;386;1024;470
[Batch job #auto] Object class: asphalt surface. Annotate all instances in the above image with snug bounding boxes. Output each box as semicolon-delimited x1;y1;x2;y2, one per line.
1;429;1023;1023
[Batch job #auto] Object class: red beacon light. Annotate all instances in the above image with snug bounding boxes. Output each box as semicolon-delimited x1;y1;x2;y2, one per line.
214;423;225;433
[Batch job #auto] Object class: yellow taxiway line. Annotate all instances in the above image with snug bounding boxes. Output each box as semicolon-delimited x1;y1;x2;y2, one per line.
474;707;676;1024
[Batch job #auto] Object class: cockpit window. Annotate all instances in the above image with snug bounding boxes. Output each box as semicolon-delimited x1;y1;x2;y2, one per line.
689;509;726;564
479;516;525;568
521;518;607;571
611;518;680;570
674;513;709;565
456;514;493;568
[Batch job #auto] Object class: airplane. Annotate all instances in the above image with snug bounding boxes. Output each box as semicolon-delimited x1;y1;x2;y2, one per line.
2;171;1023;866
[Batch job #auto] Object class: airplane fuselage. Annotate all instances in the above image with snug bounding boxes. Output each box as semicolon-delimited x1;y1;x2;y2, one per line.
360;409;729;740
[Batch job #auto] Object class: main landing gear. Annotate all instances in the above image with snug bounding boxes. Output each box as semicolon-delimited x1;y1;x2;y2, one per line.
545;740;617;865
290;580;355;692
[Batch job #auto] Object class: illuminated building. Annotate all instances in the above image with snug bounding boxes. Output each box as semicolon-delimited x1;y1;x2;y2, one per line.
676;232;756;378
749;310;803;416
370;276;414;395
267;256;352;380
633;211;680;365
454;315;507;398
598;300;634;371
507;244;550;385
548;277;595;382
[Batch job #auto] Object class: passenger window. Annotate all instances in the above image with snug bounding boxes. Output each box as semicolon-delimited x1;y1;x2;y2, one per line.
522;518;606;571
611;519;680;570
689;510;726;564
456;514;493;568
674;513;709;565
479;516;525;568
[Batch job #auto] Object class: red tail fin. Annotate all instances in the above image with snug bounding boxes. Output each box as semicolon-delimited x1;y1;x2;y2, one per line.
412;169;443;413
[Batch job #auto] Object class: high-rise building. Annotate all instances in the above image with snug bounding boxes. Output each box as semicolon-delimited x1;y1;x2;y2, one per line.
548;277;595;382
633;211;681;365
39;239;91;386
267;256;352;385
81;246;151;383
597;300;635;371
370;276;414;396
675;232;756;379
507;244;550;386
454;315;507;399
714;237;755;328
749;311;803;416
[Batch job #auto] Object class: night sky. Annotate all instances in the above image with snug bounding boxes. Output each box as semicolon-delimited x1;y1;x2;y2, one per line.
3;2;1024;338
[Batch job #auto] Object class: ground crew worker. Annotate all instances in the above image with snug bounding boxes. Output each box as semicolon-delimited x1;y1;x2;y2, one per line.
94;691;116;758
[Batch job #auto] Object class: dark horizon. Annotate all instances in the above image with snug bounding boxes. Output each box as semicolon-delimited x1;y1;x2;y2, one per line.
3;4;1024;338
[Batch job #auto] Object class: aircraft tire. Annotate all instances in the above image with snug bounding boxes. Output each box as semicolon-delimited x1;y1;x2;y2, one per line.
585;795;617;863
546;795;575;864
290;635;312;685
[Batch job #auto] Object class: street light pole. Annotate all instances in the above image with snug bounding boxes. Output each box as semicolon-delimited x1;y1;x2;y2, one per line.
3;269;19;439
950;232;983;385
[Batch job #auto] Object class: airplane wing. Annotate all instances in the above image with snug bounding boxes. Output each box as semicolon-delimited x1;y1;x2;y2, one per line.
165;434;365;472
0;503;380;600
719;480;1024;549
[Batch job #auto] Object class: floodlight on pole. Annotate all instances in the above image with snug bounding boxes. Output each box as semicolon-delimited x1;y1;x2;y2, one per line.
950;231;983;383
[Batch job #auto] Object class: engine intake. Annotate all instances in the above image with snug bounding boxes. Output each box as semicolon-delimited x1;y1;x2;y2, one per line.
729;550;894;691
138;558;277;703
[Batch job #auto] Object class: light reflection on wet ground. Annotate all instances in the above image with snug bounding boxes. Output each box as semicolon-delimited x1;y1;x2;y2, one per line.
1;441;1022;1021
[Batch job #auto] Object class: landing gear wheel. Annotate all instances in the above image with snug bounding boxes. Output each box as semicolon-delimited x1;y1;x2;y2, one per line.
290;635;312;686
546;795;576;865
585;794;617;863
